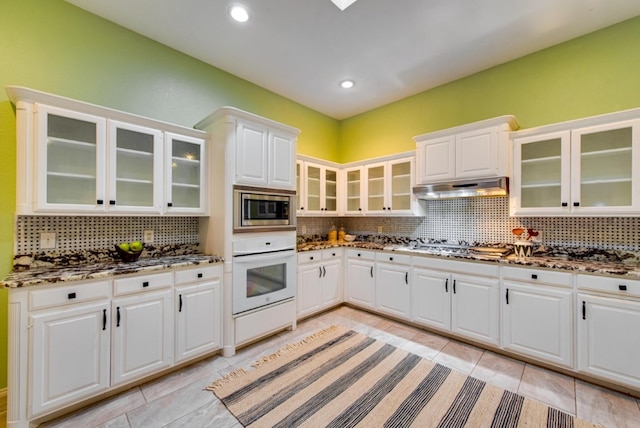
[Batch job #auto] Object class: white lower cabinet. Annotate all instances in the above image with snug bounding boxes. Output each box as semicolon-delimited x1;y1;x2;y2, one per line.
412;257;500;346
501;266;573;367
297;249;343;318
577;274;640;389
9;264;223;427
375;253;411;320
29;300;111;416
175;280;222;363
344;249;376;309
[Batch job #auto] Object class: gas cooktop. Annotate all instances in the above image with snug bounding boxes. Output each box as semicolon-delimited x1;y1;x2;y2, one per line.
410;243;512;259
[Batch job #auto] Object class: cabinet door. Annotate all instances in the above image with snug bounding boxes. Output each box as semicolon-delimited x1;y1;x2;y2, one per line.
175;280;222;363
571;119;640;214
29;302;110;416
375;262;411;320
387;158;414;214
456;127;498;179
322;167;339;214
297;262;323;318
415;136;456;183
451;274;499;345
108;120;163;213
269;131;296;189
345;259;375;309
344;166;365;214
578;294;640;389
502;282;573;367
165;132;207;215
511;131;571;215
321;258;343;308
365;162;387;213
35;104;107;212
235;120;269;186
411;268;451;331
305;164;323;214
296;160;306;214
111;289;173;385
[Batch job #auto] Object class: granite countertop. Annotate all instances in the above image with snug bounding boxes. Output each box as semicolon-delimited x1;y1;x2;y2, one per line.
298;241;640;279
2;254;223;288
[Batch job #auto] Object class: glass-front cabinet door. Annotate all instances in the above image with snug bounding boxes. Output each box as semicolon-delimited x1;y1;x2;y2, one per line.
571;120;639;214
302;162;339;215
35;104;107;212
366;163;386;213
365;157;415;215
389;159;413;211
165;132;206;215
344;166;364;214
108;121;163;213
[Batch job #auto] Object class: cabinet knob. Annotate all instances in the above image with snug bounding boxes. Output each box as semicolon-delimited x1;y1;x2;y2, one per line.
619;285;628;291
573;202;580;207
68;292;76;300
142;281;149;287
531;274;538;280
97;199;104;205
109;200;116;205
561;202;568;207
197;273;203;278
167;202;173;207
389;257;393;261
310;256;314;260
358;208;362;211
301;207;304;210
332;252;336;256
357;253;361;257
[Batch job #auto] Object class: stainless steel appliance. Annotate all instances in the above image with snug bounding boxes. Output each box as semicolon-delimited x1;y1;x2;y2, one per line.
413;177;509;200
233;185;296;232
232;234;296;314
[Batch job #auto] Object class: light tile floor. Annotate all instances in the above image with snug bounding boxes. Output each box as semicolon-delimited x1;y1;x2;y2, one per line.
35;306;640;428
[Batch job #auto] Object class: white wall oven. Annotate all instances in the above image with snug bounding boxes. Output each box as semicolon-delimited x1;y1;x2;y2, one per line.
232;234;296;314
233;185;296;233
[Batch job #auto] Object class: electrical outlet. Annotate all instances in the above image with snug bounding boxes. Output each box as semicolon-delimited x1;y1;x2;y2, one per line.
143;229;154;243
40;232;56;249
301;226;307;234
377;226;383;233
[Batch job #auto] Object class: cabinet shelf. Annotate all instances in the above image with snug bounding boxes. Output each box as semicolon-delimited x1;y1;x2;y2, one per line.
172;182;200;189
48;136;96;149
171;156;200;165
581;147;631;158
116;178;153;185
521;155;562;164
116;147;154;158
47;171;96;180
521;182;562;189
581;178;632;185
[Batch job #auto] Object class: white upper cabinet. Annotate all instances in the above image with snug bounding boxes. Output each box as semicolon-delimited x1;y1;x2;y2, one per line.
343;166;365;215
235;119;297;189
364;157;416;215
164;132;207;215
415;116;519;184
8;86;208;216
297;159;339;215
512;110;640;216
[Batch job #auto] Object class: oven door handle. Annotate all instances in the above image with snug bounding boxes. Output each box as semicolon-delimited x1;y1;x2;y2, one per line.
233;248;296;258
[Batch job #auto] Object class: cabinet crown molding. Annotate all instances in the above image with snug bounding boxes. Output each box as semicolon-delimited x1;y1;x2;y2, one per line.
413;115;519;142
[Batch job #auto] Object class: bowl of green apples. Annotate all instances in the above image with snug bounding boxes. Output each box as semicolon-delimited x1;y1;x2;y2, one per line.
115;241;144;262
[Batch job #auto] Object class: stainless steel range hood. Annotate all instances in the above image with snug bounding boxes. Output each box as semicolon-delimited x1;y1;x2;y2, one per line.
413;177;509;200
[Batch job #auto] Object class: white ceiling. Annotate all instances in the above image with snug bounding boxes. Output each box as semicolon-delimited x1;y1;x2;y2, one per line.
66;0;640;120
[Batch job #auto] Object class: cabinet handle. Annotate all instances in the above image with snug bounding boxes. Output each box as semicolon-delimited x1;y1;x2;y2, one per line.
445;278;448;293
332;253;336;257
102;309;107;331
310;256;314;260
319;266;323;278
97;199;104;205
573;202;580;207
506;288;509;304
300;207;304;210
179;294;183;312
389;257;393;261
370;266;373;278
582;301;586;320
167;202;173;207
561;202;568;207
323;266;326;277
116;307;121;327
619;285;627;291
405;272;408;284
358;208;362;211
357;253;361;257
109;200;116;205
382;207;387;210
197;273;203;278
531;274;538;280
453;280;456;294
142;281;149;288
68;292;76;300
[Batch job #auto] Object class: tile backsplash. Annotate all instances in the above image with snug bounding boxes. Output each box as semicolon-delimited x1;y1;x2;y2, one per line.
15;216;199;254
298;197;640;251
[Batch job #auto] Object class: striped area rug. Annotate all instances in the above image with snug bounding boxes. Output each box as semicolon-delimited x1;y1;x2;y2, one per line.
208;325;597;428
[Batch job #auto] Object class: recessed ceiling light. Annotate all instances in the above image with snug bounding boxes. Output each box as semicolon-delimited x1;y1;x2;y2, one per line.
340;80;355;89
229;5;250;23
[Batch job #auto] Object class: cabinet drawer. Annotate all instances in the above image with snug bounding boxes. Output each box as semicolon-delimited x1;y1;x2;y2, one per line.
502;266;573;288
113;272;173;296
345;249;376;261
322;248;342;260
577;274;640;298
376;252;411;265
298;251;322;264
412;256;499;278
29;280;110;311
174;265;221;286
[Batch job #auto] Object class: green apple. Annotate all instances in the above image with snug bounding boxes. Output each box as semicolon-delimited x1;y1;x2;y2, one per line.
118;242;130;252
130;241;143;252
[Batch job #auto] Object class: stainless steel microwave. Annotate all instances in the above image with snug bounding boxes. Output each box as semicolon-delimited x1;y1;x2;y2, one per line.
233;185;296;232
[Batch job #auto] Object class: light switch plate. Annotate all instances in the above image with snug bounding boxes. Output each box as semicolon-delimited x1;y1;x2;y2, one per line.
301;226;307;234
40;232;56;249
143;230;154;243
377;226;383;233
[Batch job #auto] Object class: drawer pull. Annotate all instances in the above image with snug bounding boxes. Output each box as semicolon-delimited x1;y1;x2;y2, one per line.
319;266;323;278
370;266;374;278
389;257;393;261
357;253;361;257
322;266;326;277
310;256;314;260
453;280;457;294
197;273;203;278
531;274;538;280
332;252;336;257
142;281;149;288
67;292;77;300
619;285;628;291
405;272;408;285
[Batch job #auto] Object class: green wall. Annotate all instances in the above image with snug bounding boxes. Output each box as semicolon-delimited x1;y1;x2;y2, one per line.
0;0;639;390
338;15;640;162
